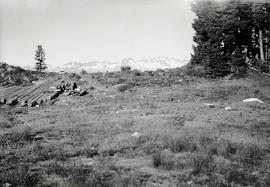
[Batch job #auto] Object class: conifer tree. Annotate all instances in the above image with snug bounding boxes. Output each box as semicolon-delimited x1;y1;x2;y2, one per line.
35;45;47;71
191;0;231;77
191;0;270;77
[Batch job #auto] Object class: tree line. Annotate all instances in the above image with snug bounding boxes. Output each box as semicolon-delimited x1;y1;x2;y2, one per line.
191;0;270;77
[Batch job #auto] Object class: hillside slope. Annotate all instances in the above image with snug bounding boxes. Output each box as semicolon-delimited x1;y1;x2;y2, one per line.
0;68;270;186
0;62;51;86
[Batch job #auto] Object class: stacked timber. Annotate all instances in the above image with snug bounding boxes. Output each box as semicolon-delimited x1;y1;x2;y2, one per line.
0;78;75;107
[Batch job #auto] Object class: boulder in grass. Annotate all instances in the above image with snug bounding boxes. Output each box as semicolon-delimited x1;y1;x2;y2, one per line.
243;98;264;104
3;183;12;187
131;132;141;138
225;106;233;111
80;90;88;96
203;103;215;108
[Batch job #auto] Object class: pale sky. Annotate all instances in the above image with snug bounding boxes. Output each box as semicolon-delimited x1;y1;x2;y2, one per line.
0;0;195;66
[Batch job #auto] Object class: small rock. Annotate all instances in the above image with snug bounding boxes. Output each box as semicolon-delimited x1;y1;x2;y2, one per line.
131;132;141;138
203;103;215;108
89;86;95;90
251;171;260;176
75;88;81;92
80;90;88;96
72;82;78;90
34;135;45;141
225;106;232;110
4;183;12;187
243;98;264;104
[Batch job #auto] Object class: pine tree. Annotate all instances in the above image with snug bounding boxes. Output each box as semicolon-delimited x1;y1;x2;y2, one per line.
35;45;47;71
191;0;231;77
252;0;270;61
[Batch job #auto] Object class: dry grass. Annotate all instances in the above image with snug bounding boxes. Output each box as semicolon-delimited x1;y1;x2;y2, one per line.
0;69;270;186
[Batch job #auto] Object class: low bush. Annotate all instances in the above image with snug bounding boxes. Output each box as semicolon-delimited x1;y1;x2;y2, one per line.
81;69;88;74
260;61;270;73
117;84;132;92
184;64;205;77
120;66;131;72
0;127;33;145
163;135;198;153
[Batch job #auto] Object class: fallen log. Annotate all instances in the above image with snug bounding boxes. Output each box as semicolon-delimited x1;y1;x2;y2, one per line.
25;79;65;107
0;86;22;103
36;79;65;105
9;79;54;105
21;80;60;106
6;87;33;105
0;86;21;97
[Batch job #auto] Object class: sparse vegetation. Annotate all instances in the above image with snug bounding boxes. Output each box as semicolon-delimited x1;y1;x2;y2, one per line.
120;65;131;72
0;62;50;86
2;0;270;186
1;67;269;186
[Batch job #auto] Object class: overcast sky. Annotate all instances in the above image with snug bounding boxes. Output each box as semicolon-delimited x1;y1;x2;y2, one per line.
0;0;195;66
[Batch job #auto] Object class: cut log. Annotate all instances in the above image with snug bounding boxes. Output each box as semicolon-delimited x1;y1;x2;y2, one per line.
25;79;65;107
36;79;64;105
22;80;59;106
6;87;33;105
8;80;53;105
19;79;61;106
0;86;22;103
0;86;21;97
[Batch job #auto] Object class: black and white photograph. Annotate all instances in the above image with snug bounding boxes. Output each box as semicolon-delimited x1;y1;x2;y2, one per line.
0;0;270;186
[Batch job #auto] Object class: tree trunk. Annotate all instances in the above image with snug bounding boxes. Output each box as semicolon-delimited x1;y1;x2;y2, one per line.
259;29;265;61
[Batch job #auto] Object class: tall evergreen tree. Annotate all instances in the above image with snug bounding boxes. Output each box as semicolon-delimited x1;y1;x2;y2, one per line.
191;0;270;77
35;45;47;71
191;0;231;77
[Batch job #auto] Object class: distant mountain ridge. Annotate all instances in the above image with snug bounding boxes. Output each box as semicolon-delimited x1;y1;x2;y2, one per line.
44;56;188;73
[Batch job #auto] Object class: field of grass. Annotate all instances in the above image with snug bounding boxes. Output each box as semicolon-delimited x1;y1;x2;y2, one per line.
0;68;270;186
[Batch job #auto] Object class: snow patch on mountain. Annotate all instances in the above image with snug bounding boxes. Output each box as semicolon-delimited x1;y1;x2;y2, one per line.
47;56;188;73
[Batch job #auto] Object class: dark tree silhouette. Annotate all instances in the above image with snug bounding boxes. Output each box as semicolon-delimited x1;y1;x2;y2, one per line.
191;0;270;77
35;45;47;71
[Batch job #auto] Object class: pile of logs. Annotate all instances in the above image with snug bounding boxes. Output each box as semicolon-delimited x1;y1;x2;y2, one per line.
0;78;76;107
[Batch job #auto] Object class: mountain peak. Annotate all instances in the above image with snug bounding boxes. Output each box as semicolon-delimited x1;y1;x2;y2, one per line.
47;56;188;73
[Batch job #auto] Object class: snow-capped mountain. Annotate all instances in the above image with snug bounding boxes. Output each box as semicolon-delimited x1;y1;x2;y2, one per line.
121;56;186;71
46;56;188;73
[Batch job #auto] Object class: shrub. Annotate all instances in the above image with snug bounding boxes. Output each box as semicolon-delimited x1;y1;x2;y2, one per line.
165;136;197;153
204;55;232;78
81;69;88;74
0;127;34;144
188;152;215;175
132;69;142;76
184;64;205;77
230;48;247;76
152;151;162;168
117;84;131;92
260;61;270;73
248;58;270;73
0;164;29;186
235;143;266;166
142;142;163;154
120;66;131;72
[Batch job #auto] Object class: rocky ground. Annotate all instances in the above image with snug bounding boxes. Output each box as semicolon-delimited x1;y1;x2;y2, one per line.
0;67;270;187
0;62;55;87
